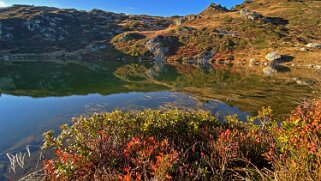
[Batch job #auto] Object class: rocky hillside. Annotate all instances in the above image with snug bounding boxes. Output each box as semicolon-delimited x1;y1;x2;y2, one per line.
0;1;320;67
0;4;173;55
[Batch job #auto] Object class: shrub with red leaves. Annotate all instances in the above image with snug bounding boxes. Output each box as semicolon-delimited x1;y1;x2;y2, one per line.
41;102;321;180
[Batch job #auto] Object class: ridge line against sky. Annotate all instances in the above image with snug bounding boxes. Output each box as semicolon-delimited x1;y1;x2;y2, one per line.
0;0;244;16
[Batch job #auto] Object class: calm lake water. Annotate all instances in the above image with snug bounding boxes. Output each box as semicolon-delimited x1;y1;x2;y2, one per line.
0;60;318;178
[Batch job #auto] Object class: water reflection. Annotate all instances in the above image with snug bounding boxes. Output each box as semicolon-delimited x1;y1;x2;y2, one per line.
1;92;243;154
0;60;318;179
0;60;316;114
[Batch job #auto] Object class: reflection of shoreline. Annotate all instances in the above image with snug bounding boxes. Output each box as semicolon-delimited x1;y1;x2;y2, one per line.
0;60;318;114
0;54;122;62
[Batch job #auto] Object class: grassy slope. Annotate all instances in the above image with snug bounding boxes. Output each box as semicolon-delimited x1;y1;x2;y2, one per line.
113;0;321;65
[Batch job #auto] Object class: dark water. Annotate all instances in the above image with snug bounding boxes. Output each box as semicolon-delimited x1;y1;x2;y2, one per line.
0;60;317;178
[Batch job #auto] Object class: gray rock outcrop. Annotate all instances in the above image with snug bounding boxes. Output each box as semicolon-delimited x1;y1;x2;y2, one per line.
145;35;170;61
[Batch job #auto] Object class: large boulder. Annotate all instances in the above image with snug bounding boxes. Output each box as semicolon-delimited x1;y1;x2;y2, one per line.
265;52;282;62
306;43;321;49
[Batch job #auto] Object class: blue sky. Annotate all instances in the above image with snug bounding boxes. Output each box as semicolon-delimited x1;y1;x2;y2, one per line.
0;0;244;16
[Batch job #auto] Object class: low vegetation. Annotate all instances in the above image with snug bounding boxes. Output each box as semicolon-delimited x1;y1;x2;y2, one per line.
112;33;150;57
42;100;321;180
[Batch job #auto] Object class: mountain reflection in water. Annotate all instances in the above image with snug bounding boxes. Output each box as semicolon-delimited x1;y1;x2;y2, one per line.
0;60;317;178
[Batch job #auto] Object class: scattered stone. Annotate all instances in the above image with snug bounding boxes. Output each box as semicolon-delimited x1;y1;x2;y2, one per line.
308;64;315;68
292;78;313;86
239;9;262;21
215;29;238;37
265;52;282;62
263;67;277;76
306;43;321;49
299;47;308;52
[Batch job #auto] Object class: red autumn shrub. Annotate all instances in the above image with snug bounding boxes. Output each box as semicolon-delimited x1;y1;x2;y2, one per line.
271;101;321;180
41;102;321;180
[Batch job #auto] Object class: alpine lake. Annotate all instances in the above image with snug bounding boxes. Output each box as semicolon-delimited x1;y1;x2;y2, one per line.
0;59;320;178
